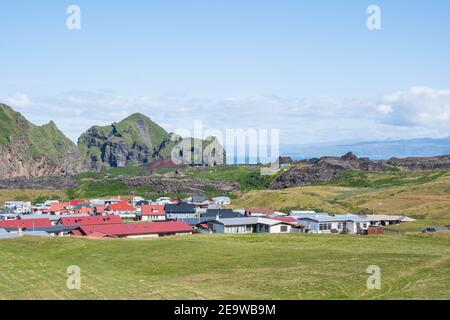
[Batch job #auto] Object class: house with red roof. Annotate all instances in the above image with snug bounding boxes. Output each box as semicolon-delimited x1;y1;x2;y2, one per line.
140;204;166;222
70;199;87;207
106;202;137;218
59;215;123;227
245;208;275;217
0;218;52;230
77;221;193;239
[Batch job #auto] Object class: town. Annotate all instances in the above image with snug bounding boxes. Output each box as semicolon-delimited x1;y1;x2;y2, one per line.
0;196;417;239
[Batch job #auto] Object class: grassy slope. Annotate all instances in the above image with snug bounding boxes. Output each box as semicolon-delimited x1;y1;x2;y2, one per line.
0;103;78;160
233;170;450;220
66;165;272;200
0;189;68;205
0;234;448;300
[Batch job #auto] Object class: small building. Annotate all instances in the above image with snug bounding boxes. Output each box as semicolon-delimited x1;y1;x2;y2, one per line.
165;204;197;221
106;202;137;218
140;204;166;222
212;196;231;205
297;214;369;234
365;215;416;226
210;217;299;234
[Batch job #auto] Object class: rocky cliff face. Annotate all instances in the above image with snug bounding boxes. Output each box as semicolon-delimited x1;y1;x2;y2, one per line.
0;104;82;179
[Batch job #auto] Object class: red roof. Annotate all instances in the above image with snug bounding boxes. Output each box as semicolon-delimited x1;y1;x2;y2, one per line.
106;202;136;212
245;208;274;216
271;216;298;223
70;199;87;206
59;215;123;226
141;205;165;216
79;221;193;237
0;218;52;229
78;207;94;215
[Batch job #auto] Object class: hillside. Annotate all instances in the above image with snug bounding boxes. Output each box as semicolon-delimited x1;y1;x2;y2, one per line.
0;234;449;299
0;104;227;178
232;170;450;220
0;104;82;178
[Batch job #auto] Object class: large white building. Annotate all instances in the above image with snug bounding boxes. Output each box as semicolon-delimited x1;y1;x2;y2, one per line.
297;214;370;234
4;201;32;214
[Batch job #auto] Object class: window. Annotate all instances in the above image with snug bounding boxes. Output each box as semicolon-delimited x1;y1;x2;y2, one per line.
319;223;332;231
280;225;288;232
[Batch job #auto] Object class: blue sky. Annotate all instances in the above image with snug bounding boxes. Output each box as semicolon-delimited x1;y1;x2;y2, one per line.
1;0;450;144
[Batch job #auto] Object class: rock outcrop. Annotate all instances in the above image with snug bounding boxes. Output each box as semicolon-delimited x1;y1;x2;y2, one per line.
0;104;82;179
269;152;450;189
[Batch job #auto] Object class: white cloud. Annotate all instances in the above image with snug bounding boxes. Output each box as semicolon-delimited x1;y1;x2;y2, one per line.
3;92;31;108
2;87;450;144
378;86;450;128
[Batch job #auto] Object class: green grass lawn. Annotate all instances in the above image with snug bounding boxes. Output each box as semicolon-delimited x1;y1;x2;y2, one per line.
0;233;448;300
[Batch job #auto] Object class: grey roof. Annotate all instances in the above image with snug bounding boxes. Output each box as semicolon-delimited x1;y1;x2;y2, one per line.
165;204;197;214
203;209;243;219
181;217;214;226
297;214;369;223
215;217;259;226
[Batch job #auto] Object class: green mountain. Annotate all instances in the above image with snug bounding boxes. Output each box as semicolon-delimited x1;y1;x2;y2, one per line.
0;103;82;178
0;103;226;178
78;113;170;170
79;113;226;170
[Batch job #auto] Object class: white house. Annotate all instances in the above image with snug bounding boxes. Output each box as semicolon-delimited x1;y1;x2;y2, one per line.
4;201;32;214
297;214;369;234
211;217;297;234
212;196;231;205
364;215;416;226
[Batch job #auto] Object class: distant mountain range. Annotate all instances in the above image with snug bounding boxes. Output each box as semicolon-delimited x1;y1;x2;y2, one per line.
281;137;450;160
0;103;225;178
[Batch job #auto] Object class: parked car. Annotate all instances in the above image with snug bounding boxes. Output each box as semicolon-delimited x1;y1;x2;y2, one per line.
421;226;450;233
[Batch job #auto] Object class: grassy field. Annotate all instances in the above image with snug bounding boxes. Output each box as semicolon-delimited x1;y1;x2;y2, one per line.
0;233;449;300
0;189;68;205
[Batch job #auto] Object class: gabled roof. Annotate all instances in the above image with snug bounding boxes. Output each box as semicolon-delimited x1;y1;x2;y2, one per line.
165;204;196;214
203;209;242;219
78;221;193;237
106;202;136;212
59;215;123;226
141;205;165;216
